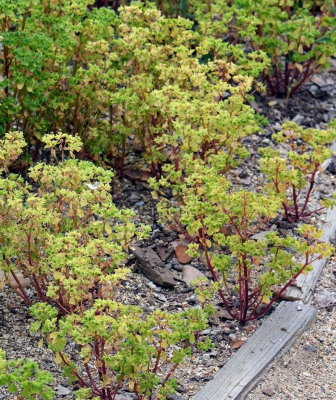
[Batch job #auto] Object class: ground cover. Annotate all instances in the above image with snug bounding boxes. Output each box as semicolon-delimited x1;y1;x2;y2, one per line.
1;2;336;400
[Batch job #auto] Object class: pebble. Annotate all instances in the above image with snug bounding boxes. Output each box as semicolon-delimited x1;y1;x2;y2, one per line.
55;385;71;396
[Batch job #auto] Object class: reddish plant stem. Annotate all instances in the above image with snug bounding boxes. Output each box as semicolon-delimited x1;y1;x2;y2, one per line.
292;186;300;221
299;165;319;217
9;270;32;305
246;253;320;322
241;255;249;323
84;363;104;397
200;236;237;319
59;352;91;389
289;59;314;97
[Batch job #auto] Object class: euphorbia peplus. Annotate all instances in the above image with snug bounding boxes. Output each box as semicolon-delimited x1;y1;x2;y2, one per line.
260;120;336;223
30;300;212;400
0;349;54;400
0;132;150;312
150;154;334;324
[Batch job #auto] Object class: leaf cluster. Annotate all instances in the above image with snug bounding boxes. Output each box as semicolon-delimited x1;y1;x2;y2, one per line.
0;348;54;400
0;131;211;399
260;120;336;222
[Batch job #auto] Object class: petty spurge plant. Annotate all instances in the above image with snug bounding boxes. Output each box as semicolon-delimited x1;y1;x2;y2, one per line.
230;0;336;97
1;132;212;399
185;0;336;97
0;349;54;400
0;131;149;311
30;301;212;400
151;154;334;324
260;120;336;223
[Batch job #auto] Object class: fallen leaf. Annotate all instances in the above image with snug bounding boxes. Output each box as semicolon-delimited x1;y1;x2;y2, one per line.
231;340;244;349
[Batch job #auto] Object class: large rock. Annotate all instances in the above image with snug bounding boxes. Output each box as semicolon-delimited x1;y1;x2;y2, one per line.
131;246;176;287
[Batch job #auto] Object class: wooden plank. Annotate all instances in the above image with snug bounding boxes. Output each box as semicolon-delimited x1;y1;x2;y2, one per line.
281;142;336;301
193;301;316;400
281;206;336;302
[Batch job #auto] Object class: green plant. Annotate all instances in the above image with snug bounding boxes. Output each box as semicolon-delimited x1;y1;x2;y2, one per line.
260;120;336;223
30;300;212;400
0;132;149;312
230;0;336;97
0;0;116;148
185;0;336;97
150;154;334;324
0;348;54;400
84;2;267;175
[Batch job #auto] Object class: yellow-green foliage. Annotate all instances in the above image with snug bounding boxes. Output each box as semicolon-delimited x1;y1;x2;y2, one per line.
260;120;336;222
150;152;334;324
0;349;54;399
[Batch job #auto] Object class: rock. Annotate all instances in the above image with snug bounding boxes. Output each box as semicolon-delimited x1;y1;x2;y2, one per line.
55;385;71;396
182;265;206;286
218;309;234;320
314;291;336;308
0;271;30;289
311;75;327;87
261;387;275;397
274;122;282;131
175;245;193;264
303;344;317;353
251;230;273;240
153;293;167;302
131;246;176;287
124;170;152;182
167;395;183;400
292;114;304;124
127;193;142;203
115;394;136;400
156;245;174;262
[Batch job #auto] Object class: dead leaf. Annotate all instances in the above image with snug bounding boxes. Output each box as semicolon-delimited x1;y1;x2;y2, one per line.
231;340;244;349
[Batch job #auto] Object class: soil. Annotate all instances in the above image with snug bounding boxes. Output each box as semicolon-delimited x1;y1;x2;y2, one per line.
1;62;336;400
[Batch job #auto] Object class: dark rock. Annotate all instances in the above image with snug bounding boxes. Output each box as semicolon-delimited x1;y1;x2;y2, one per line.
167;395;183;400
261;387;275;396
131;246;176;287
303;344;317;353
156;245;174;262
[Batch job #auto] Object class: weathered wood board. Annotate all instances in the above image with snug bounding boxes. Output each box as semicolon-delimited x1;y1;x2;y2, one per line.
281;206;336;302
193;301;316;400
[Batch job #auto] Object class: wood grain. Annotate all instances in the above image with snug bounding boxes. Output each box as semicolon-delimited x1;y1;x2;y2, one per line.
193;301;316;400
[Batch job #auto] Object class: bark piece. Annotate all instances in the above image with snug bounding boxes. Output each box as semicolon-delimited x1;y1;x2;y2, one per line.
156;245;174;262
131;246;176;287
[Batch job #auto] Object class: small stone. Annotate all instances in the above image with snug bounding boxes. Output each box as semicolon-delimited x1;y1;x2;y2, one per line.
303;344;317;353
182;265;206;286
167;395;183;400
0;271;30;290
55;385;71;396
153;293;167;302
292;114;304;124
175;245;193;264
231;339;244;349
261;387;275;397
115;394;136;400
251;230;273;240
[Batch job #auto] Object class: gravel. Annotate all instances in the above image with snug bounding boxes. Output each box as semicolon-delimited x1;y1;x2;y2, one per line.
245;254;336;400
